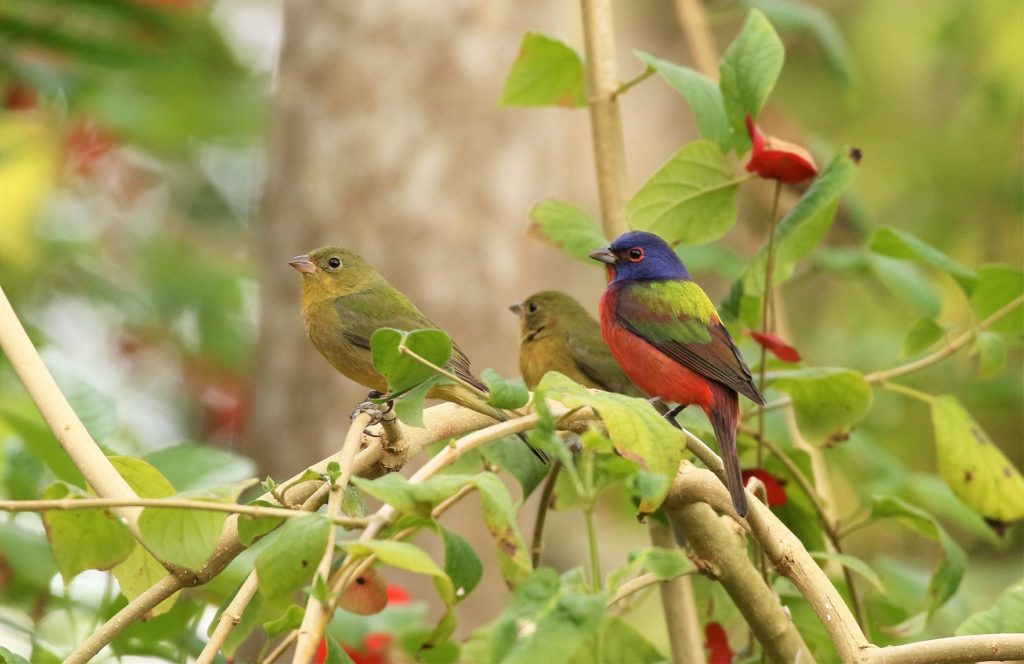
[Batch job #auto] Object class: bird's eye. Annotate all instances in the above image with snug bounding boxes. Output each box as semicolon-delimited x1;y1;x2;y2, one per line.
327;257;342;269
528;302;538;313
627;247;644;262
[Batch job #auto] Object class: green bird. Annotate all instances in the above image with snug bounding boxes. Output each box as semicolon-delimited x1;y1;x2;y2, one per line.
509;290;650;398
291;246;543;459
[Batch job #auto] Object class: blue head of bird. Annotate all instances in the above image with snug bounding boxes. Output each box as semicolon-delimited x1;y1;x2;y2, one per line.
589;231;691;283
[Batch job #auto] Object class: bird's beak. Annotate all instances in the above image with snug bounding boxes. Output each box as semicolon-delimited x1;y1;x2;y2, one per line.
509;302;524;317
289;254;317;274
589;246;616;265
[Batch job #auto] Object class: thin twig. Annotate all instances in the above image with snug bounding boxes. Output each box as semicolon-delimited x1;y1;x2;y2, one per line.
0;497;369;528
531;463;561;568
397;344;490;401
607;569;695;608
292;412;373;663
674;0;719;78
756;180;783;469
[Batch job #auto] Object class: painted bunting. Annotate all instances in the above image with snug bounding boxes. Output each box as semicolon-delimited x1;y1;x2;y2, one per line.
589;231;764;516
290;246;543;460
510;290;647;397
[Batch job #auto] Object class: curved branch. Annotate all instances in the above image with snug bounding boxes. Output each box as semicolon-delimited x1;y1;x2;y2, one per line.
857;634;1024;664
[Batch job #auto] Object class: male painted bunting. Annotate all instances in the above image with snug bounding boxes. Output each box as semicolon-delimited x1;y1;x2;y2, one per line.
509;290;646;397
589;231;764;516
290;246;543;459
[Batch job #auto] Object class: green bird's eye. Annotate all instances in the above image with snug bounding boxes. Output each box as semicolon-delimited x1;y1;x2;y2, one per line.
528;302;538;313
327;257;342;269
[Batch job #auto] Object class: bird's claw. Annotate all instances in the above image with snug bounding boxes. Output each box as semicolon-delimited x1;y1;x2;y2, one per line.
664;404;687;430
351;400;386;427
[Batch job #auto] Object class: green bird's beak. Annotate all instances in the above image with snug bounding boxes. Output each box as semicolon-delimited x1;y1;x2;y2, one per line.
508;302;524;317
589;246;616;264
289;255;317;274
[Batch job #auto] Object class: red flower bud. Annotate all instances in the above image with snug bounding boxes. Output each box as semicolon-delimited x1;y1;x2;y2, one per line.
745;114;818;184
705;622;734;664
747;330;802;363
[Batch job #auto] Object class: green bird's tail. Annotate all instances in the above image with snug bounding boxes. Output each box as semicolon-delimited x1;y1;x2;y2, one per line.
708;382;748;517
432;383;548;463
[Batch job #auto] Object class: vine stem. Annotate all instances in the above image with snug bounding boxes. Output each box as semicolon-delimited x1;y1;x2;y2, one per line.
756;180;783;468
530;462;561;568
648;520;706;664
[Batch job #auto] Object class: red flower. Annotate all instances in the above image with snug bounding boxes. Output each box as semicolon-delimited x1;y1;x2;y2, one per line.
745;115;818;184
741;469;787;507
747;330;802;363
705;622;734;664
65;121;115;174
4;81;37;111
385;584;411;605
344;633;392;664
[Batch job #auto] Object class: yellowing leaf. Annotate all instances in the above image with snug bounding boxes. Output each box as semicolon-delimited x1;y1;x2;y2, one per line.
0;118;58;271
537;372;684;515
931;396;1024;524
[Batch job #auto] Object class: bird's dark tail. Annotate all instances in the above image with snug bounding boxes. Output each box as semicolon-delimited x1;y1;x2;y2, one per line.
707;383;748;517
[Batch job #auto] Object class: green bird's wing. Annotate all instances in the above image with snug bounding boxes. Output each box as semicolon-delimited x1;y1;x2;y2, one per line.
615;280;764;404
566;328;646;397
334;287;484;390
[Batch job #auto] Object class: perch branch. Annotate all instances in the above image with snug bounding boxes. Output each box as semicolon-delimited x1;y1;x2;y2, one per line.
857;633;1024;664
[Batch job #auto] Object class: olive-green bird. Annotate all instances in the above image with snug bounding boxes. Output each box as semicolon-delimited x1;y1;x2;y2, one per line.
291;246;543;460
510;290;650;398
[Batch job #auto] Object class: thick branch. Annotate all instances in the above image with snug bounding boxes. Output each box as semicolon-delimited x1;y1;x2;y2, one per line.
580;0;629;238
668;499;816;664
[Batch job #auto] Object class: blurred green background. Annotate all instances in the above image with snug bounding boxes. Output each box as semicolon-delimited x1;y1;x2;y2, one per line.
0;0;1020;660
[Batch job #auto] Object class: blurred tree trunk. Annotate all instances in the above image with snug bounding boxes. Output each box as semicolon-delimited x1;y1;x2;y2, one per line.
250;1;594;476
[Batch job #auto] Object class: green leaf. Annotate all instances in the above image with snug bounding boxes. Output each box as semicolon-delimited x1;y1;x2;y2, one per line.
571;616;665;663
868;226;977;293
393;376;446;427
442;527;483;601
480;436;549;498
526;200;606;264
902;317;947;356
0;647;30;664
481;369;529;410
344;539;456;643
769;368;873;445
746;0;854;85
138;482;250;570
719;9;785;152
481;568;606;664
109;455;176;499
930;395;1024;524
808;551;885;594
263;603;305;640
635;51;730;149
352;473;466;517
323;635;356;664
255;515;330;598
627;140;742;246
868;496;966;616
537;372;684;514
1;410;85;487
143;442;256;491
970;265;1023;334
955;582;1024;635
371;328;454;396
870;255;942;318
41;482;135;582
471;473;534;585
729;149;860;325
237;499;285;547
500;33;586;108
972;331;1007;379
112;544;179;616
